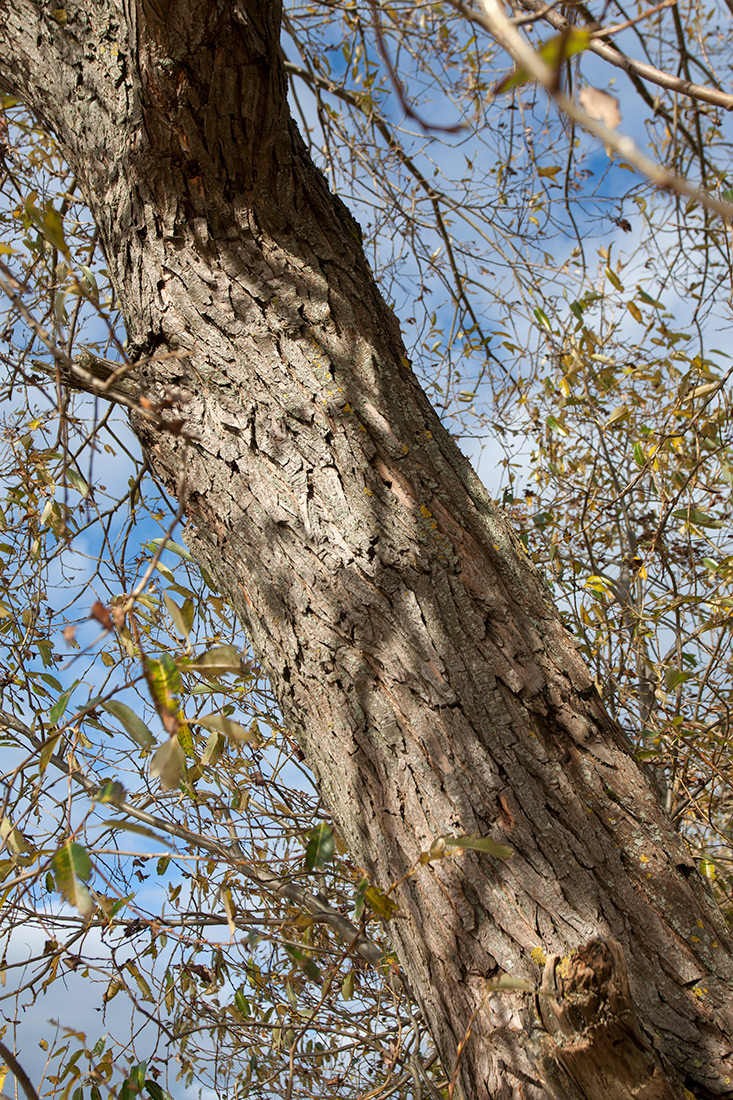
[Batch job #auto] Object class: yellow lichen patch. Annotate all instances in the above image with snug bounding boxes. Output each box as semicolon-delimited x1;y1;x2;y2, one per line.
363;488;373;497
420;505;433;519
530;946;547;966
639;854;650;863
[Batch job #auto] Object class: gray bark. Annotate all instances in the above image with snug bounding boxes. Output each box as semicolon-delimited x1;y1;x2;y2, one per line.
2;2;733;1096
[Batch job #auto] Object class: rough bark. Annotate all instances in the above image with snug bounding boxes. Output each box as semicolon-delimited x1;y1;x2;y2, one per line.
2;2;733;1097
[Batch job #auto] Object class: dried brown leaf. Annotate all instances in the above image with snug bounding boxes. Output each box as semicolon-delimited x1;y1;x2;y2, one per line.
579;86;621;130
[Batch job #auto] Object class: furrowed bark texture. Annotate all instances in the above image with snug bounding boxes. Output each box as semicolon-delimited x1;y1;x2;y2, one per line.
2;2;733;1097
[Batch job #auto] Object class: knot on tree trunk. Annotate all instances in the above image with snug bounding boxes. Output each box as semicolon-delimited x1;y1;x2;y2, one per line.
534;937;685;1100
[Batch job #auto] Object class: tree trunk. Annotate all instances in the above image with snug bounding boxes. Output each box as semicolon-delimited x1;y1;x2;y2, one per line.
2;3;733;1097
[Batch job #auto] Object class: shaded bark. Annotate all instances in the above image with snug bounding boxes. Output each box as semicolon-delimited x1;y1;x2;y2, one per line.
2;2;733;1097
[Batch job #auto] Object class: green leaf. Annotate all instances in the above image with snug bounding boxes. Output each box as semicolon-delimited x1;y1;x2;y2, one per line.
364;885;398;921
546;415;568;437
672;507;723;529
125;961;154;1002
234;990;251;1017
304;823;335;870
637;289;663;308
533;306;552;332
52;841;94;916
153;561;175;582
354;875;369;920
40;204;69;255
163;593;194;638
128;1063;147;1091
93;780;126;805
285;946;322;984
444;834;514;860
107;892;134;920
39;732;63;775
50;682;77;725
196;712;258;743
201;730;224;766
341;970;355;999
665;668;692;690
147;537;194;561
102;700;155;748
120;1076;136;1100
65;468;91;498
178;721;196;759
145;653;181;713
144;1081;173;1100
150;736;186;791
182;645;243;676
79;264;99;303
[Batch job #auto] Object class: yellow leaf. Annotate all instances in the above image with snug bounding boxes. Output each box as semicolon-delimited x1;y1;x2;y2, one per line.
40;207;69;255
221;885;236;937
605;267;624;291
604;404;629;427
537;166;561;179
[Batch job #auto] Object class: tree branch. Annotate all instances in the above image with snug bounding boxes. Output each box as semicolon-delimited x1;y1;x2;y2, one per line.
0;1041;40;1100
0;708;393;977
